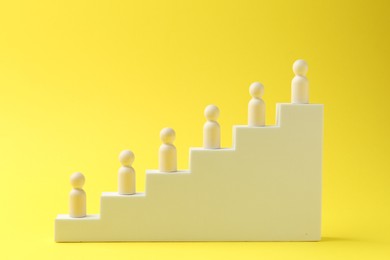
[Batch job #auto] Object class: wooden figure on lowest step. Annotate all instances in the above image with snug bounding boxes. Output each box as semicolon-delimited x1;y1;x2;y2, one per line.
69;172;86;218
159;127;177;172
203;104;221;149
248;82;266;127
118;150;136;195
291;59;309;104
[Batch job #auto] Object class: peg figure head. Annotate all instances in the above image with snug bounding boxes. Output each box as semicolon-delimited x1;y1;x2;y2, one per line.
249;82;264;99
119;150;135;167
293;59;308;76
204;105;220;122
70;172;85;189
160;127;176;144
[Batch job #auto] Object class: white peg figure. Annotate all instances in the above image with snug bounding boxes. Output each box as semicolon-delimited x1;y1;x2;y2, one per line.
118;150;136;195
248;82;266;127
203;105;221;149
291;59;309;104
159;127;177;172
69;172;86;218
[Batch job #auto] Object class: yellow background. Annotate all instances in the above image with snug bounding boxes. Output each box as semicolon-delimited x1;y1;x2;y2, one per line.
0;0;389;259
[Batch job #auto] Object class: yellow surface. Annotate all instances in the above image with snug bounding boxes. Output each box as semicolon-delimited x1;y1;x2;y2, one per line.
0;0;389;259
